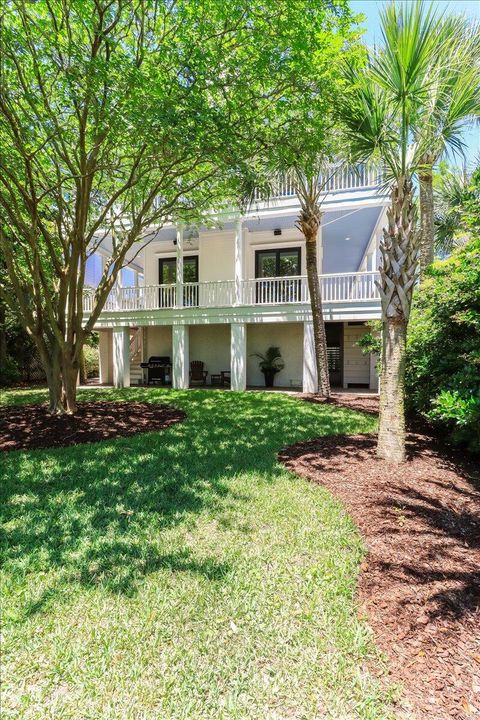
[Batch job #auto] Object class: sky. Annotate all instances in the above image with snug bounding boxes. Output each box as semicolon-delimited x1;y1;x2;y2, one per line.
348;0;480;163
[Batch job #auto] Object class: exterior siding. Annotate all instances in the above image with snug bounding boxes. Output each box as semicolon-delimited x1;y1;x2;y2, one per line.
343;324;370;387
145;326;172;359
247;322;303;387
189;324;230;377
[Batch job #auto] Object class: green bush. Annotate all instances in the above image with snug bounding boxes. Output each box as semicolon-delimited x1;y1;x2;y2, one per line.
406;237;480;452
0;356;20;386
83;344;99;378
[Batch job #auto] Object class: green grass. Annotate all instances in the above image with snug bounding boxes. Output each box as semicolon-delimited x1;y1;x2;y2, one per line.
0;387;395;719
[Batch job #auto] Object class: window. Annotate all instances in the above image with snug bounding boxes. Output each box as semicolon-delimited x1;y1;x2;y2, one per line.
158;256;199;307
159;256;198;284
255;248;301;278
255;248;301;303
121;267;136;287
85;253;103;287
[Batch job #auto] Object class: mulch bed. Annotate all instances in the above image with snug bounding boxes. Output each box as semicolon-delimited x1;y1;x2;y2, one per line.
281;395;480;719
0;401;185;452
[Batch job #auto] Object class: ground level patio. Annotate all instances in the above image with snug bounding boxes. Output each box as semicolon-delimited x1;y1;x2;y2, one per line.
97;320;378;393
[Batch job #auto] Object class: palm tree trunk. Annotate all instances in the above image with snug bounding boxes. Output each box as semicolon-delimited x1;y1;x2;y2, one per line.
377;180;419;463
305;236;330;397
419;164;434;280
377;317;406;462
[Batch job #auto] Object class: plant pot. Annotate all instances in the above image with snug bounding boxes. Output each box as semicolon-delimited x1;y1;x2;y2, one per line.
262;369;276;388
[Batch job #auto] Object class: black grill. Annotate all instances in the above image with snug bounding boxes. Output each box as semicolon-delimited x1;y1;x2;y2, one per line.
140;356;171;384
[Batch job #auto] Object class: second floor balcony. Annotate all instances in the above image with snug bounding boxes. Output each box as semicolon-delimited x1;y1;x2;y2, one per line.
83;271;380;315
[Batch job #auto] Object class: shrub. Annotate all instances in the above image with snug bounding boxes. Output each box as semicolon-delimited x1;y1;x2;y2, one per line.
0;356;20;386
83;344;99;378
406;237;480;451
428;388;480;453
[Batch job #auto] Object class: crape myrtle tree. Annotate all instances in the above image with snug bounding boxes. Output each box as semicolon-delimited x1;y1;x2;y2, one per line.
0;0;357;414
340;1;459;463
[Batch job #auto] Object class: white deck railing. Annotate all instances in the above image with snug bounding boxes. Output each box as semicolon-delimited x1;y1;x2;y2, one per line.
252;163;384;202
83;272;379;314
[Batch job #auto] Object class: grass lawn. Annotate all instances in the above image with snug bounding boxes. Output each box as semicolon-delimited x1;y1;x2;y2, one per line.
1;388;395;719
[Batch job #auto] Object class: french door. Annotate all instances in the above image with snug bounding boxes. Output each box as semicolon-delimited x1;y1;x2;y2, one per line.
158;256;199;307
255;248;301;303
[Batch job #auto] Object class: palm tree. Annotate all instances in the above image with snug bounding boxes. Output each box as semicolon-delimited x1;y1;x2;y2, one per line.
340;0;453;462
240;163;333;397
294;169;330;397
434;164;480;256
416;17;480;278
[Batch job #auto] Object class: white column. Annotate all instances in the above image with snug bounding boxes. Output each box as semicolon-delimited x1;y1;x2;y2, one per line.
316;223;323;275
112;326;130;388
176;224;184;308
172;324;189;389
231;322;246;391
98;330;111;384
369;353;379;391
303;321;318;393
234;218;244;306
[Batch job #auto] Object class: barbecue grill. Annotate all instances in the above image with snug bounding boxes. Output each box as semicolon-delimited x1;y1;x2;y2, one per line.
140;356;171;385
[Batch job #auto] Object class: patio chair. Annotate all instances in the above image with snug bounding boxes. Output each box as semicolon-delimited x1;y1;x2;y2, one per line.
190;360;208;386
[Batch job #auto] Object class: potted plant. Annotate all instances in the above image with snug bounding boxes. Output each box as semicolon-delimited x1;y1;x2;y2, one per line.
251;346;285;388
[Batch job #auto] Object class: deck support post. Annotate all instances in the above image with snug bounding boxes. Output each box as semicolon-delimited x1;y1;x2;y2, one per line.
303;321;318;393
98;330;112;384
176;224;184;309
172;324;189;389
231;322;246;391
112;326;130;388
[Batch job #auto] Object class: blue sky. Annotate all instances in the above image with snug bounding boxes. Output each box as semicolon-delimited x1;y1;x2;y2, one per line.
349;0;480;163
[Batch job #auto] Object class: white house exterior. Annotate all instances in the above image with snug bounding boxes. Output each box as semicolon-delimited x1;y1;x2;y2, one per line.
83;164;386;393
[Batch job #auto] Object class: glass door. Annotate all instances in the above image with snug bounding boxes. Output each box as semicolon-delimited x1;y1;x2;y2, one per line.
159;256;199;307
255;248;301;303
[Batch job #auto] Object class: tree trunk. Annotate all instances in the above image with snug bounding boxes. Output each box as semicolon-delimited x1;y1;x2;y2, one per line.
377;179;419;463
79;347;87;385
305;236;330;397
419;166;434;280
37;343;64;413
61;353;79;414
33;335;80;414
377;317;407;463
0;300;7;367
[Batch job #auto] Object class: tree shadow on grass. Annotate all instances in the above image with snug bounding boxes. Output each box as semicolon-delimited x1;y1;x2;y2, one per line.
1;389;373;607
22;548;232;618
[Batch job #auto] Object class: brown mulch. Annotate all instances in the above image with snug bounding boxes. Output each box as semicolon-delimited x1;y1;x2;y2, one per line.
298;391;381;416
0;401;185;452
281;395;480;720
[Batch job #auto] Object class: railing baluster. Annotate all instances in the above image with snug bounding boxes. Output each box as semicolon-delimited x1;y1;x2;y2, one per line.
84;272;381;315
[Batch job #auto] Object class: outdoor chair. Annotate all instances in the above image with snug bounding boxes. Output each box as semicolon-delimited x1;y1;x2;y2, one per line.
190;360;208;386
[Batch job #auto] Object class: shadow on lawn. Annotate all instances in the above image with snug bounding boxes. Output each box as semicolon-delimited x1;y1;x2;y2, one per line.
1;389;372;608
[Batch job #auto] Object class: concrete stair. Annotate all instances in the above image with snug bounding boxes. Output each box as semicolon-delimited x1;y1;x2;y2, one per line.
130;362;144;386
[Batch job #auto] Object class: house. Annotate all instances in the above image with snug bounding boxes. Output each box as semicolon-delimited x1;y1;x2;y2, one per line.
83;164;386;392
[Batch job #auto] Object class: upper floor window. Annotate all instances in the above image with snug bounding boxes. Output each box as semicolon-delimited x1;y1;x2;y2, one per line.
121;267;136;287
255;248;301;278
85;253;103;287
159;256;198;284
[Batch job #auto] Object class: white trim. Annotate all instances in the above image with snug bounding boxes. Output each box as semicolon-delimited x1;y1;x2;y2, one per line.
356;206;386;272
